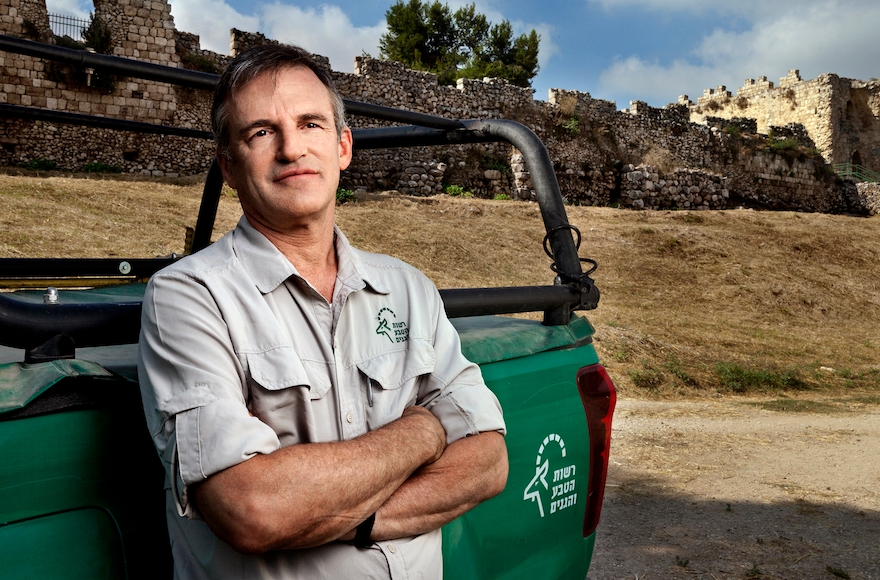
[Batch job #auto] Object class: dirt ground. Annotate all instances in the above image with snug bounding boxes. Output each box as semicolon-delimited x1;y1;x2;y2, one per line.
588;397;880;580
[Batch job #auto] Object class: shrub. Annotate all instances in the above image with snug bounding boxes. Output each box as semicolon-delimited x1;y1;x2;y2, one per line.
769;138;799;151
715;362;807;393
180;52;220;75
20;158;57;171
335;187;354;204
492;193;511;201
722;124;741;136
628;367;664;390
82;14;113;55
481;154;510;175
444;184;473;198
561;115;581;136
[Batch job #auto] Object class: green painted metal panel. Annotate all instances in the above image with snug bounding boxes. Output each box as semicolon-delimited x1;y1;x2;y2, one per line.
0;508;125;579
442;334;601;579
452;315;594;366
0;395;171;578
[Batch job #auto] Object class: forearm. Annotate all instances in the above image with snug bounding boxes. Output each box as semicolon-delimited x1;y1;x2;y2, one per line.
193;406;446;553
369;431;508;541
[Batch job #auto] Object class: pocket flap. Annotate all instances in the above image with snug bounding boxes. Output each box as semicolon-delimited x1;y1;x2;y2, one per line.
247;347;331;399
356;340;435;390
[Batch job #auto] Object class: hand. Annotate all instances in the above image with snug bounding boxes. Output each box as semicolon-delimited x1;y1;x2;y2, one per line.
401;405;447;465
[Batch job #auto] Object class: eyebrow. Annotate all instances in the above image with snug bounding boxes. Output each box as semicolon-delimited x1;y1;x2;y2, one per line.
235;112;332;139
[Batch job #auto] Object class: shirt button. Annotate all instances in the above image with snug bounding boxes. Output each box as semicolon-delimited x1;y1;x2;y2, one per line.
346;412;354;424
387;543;397;554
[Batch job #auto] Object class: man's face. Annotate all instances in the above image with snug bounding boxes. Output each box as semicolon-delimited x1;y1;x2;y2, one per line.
218;66;353;232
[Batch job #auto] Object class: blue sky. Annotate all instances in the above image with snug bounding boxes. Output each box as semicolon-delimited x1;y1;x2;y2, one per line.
47;0;880;109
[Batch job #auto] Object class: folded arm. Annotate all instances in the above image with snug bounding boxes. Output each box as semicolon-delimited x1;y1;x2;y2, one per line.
191;405;447;553
366;430;508;542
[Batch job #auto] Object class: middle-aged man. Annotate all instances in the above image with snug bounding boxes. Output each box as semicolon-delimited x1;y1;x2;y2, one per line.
138;43;508;579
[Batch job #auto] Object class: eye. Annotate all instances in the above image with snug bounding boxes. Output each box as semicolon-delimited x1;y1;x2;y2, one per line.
252;129;269;138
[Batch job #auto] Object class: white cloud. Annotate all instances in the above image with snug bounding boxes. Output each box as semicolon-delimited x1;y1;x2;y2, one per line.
511;20;558;73
170;0;260;54
258;3;386;72
598;1;880;106
586;0;854;18
45;0;91;18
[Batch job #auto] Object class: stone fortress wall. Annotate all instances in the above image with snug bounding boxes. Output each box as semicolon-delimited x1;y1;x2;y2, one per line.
691;69;880;172
0;0;876;214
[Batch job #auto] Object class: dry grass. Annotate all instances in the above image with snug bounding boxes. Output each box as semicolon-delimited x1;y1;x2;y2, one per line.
2;171;879;399
0;171;242;258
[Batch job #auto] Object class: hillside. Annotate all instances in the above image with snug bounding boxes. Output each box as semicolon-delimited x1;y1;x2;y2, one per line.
2;171;878;398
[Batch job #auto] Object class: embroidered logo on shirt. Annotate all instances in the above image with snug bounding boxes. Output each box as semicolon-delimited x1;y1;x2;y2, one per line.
376;307;408;343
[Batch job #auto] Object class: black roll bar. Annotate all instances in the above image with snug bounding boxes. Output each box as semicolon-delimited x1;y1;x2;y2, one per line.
0;34;598;354
0;103;213;139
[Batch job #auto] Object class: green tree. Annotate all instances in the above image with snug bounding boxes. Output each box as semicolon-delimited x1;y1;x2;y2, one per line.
379;0;540;87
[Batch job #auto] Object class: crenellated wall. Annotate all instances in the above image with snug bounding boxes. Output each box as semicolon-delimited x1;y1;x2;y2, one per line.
690;69;880;173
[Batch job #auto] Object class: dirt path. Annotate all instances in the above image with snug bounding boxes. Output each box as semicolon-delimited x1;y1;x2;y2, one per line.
588;398;880;580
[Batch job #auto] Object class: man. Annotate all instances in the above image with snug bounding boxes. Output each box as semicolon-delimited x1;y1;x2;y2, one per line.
138;43;508;579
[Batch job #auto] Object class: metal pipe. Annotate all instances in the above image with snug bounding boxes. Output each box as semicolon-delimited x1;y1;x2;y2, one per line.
0;257;176;279
0;293;142;349
345;101;465;131
0;34;218;90
461;119;583;280
351;126;492;149
191;159;225;253
0;103;213;139
441;285;581;318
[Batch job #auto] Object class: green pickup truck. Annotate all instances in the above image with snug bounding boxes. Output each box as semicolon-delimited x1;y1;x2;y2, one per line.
0;35;616;579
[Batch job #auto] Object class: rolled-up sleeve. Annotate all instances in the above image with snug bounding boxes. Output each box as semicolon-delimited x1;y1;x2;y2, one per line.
138;272;281;518
420;286;506;444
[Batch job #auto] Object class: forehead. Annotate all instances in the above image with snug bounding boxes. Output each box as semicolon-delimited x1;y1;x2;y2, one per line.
227;65;333;125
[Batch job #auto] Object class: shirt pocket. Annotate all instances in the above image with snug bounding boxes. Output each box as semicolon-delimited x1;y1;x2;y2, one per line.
245;346;332;444
355;339;436;430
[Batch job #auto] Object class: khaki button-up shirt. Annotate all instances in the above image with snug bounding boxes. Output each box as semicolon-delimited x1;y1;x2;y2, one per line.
138;217;506;579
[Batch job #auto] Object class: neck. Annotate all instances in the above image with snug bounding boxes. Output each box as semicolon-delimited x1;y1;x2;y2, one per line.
247;216;338;302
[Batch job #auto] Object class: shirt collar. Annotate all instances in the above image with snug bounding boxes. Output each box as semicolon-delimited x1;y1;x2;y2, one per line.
232;216;390;296
334;226;390;295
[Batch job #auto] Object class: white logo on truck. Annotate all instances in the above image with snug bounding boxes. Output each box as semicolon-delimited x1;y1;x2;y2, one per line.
523;433;578;518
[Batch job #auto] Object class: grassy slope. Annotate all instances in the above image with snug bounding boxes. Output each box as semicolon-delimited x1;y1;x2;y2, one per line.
2;172;878;398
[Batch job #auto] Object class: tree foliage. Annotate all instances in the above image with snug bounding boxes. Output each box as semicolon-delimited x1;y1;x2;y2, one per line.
379;0;540;87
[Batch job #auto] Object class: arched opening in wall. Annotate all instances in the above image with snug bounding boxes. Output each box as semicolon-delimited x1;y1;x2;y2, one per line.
852;151;862;166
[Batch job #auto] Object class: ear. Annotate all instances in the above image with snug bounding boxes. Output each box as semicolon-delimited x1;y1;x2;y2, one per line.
216;149;238;191
338;127;353;171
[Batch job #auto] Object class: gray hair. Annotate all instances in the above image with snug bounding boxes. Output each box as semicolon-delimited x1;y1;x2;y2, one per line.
211;43;347;161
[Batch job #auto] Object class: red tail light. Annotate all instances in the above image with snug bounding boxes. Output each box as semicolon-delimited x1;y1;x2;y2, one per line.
576;364;616;537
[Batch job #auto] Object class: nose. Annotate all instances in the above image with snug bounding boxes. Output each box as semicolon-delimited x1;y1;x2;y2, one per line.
276;126;306;162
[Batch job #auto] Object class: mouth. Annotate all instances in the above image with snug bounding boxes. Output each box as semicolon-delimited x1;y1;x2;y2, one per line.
273;168;319;182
